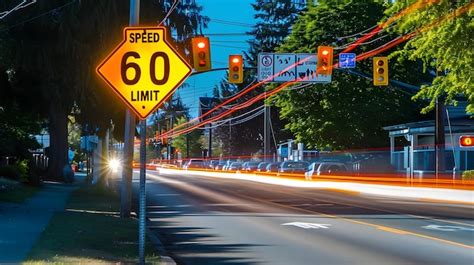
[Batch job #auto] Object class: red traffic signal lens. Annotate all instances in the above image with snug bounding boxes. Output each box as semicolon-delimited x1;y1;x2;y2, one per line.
197;42;206;49
377;60;384;66
322;50;329;56
460;135;474;147
231;57;240;64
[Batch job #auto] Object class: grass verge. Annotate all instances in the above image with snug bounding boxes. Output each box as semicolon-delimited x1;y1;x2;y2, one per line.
0;177;38;203
24;183;160;264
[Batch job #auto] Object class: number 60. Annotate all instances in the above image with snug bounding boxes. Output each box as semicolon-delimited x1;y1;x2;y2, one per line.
121;51;170;85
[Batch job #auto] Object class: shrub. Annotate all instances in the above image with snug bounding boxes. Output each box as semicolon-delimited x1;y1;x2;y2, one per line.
462;170;474;181
0;160;30;182
0;165;19;180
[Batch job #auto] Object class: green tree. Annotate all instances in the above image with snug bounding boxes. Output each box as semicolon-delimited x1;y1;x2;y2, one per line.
0;0;207;179
171;116;203;158
213;0;304;156
272;0;429;150
388;0;474;113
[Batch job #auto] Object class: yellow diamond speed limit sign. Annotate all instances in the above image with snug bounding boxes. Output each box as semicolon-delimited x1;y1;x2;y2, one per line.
97;27;192;119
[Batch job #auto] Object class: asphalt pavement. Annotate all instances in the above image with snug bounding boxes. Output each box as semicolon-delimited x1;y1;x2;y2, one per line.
133;169;474;265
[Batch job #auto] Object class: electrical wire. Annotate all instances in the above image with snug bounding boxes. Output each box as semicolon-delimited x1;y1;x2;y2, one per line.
158;0;179;26
0;0;77;33
0;0;37;20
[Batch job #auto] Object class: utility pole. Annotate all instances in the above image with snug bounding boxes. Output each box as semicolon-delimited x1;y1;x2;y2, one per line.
208;124;212;159
168;115;174;162
186;133;190;158
263;95;271;162
435;95;446;179
120;0;139;219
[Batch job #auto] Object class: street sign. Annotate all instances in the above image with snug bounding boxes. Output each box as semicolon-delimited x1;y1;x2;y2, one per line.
338;53;356;68
274;53;296;82
257;53;331;83
257;53;274;82
97;27;192;120
296;54;331;83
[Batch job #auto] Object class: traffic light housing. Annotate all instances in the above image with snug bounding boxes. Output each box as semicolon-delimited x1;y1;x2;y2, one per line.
316;46;333;75
373;57;388;86
191;37;211;72
228;55;243;84
460;135;474;147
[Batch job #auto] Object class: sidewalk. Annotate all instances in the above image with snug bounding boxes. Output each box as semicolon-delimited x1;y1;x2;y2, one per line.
0;173;86;263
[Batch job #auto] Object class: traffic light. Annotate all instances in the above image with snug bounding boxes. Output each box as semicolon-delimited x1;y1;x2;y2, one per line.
460;135;474;147
316;46;333;75
228;55;243;84
373;57;389;86
191;37;211;72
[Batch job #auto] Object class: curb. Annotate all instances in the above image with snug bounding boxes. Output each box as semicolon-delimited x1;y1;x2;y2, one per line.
130;212;177;265
146;226;177;265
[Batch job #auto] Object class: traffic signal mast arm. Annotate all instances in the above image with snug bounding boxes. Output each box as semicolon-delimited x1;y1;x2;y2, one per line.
160;1;473;139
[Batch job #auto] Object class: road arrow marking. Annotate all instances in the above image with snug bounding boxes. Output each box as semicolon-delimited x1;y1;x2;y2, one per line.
281;222;331;229
422;224;474;232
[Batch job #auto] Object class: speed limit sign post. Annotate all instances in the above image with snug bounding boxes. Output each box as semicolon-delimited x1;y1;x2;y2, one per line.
97;26;192;265
97;26;192;119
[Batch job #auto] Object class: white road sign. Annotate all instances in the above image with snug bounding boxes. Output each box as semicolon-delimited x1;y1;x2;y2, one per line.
258;53;331;83
274;53;296;82
257;53;274;82
296;53;331;83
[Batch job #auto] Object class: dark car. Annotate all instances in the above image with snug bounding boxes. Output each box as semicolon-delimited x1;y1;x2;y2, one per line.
208;160;219;169
279;161;310;175
228;162;244;171
316;162;349;176
242;161;260;172
266;162;281;173
183;159;206;170
214;161;226;170
257;162;269;172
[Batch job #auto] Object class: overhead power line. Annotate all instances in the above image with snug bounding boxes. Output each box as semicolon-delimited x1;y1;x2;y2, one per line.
0;0;37;20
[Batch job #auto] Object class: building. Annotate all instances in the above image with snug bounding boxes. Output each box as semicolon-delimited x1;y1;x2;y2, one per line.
384;103;474;179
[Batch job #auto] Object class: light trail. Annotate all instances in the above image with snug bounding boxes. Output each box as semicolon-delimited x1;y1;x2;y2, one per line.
158;1;434;139
156;168;474;204
159;0;473;140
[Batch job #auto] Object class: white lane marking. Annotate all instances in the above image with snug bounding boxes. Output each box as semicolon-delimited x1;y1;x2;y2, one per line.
282;222;331;229
422;224;474;232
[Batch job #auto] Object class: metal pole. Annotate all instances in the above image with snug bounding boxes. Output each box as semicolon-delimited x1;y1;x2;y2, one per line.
435;96;446;180
208;124;212;159
120;0;139;218
264;104;270;162
138;120;146;265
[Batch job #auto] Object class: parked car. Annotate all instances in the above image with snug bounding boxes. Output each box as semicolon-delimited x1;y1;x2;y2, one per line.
242;161;260;172
316;162;349;176
228;161;244;171
278;161;310;175
266;162;281;173
183;159;206;170
257;162;269;172
208;160;219;169
305;162;322;180
214;161;227;170
222;160;235;171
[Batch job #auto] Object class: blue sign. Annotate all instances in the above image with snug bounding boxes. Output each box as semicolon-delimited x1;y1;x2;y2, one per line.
339;53;356;68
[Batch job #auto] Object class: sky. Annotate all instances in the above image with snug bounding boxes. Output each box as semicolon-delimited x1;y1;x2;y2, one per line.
175;0;256;117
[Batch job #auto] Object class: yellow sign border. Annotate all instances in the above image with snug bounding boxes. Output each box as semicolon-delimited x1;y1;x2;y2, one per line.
96;26;192;120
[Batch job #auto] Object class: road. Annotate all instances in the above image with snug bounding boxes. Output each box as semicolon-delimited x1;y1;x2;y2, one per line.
132;169;474;265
